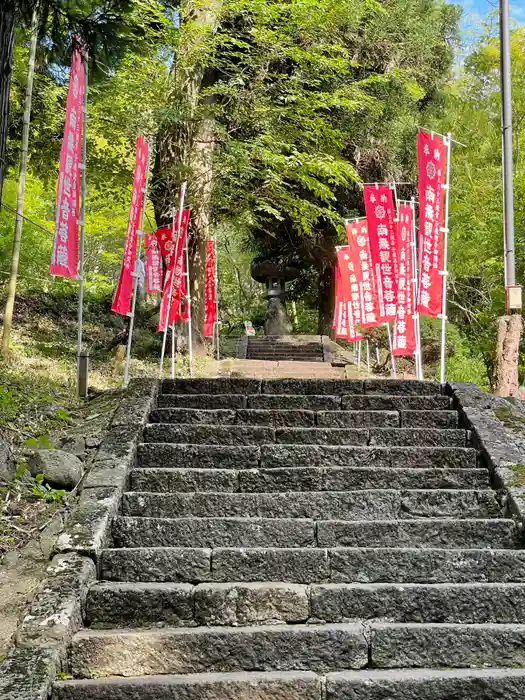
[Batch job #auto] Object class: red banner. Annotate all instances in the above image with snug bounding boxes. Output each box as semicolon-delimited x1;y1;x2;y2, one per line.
416;130;447;317
112;137;149;314
204;240;217;337
334;250;364;342
157;212;190;332
345;218;380;328
363;185;398;323
144;233;162;294
50;45;85;278
393;204;416;356
155;209;191;270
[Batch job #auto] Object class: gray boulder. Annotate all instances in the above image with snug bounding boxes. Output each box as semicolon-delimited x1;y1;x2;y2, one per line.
28;450;83;489
0;441;15;480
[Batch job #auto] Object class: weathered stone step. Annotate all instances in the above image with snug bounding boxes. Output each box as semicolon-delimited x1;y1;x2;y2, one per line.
122;490;500;520
54;671;323;700
137;444;478;470
370;622;525;668
143;424;466;447
317;518;517;549
156;393;451;411
69;623;368;678
87;581;311;628
161;378;441;396
100;546;525;584
311;582;525;624
86;581;525;628
325;668;525;699
150;408;459;429
129;466;489;493
113;516;316;548
112;516;515;549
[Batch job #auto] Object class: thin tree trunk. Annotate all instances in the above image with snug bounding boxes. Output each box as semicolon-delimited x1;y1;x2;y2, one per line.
317;259;335;336
494;314;522;397
0;0;16;209
2;6;39;361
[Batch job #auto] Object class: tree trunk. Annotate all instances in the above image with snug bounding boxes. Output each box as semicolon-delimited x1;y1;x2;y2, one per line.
494;314;522;397
2;6;39;361
317;259;335;336
152;0;221;355
0;0;16;209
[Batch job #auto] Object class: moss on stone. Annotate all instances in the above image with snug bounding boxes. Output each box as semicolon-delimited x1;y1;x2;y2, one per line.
510;465;525;486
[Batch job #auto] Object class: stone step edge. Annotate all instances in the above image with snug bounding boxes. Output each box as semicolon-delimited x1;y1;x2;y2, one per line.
52;667;525;694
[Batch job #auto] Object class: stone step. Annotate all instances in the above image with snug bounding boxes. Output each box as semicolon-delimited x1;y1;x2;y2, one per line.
325;668;525;699
112;516;516;550
369;622;525;669
137;444;478;470
161;378;441;396
156;393;452;411
317;518;517;549
99;546;525;585
311;582;525;624
150;408;318;427
86;581;311;628
122;490;500;521
143;424;466;447
129;466;490;493
112;516;316;548
54;671;324;700
85;581;525;628
68;623;368;678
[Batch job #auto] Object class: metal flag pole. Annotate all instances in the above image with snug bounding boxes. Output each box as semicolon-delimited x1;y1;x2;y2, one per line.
366;339;370;372
76;49;88;398
184;233;193;377
439;134;452;385
376;346;380;365
410;197;423;380
159;182;187;377
386;322;397;378
171;322;176;379
123;140;151;386
357;340;362;371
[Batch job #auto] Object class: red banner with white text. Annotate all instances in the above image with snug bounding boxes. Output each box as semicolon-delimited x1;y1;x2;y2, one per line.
335;249;364;342
363;185;398;323
154;209;191;270
50;44;85;278
157;211;190;332
111;137;149;314
204;240;217;337
416;130;447;317
345;218;380;328
144;234;162;294
393;204;416;356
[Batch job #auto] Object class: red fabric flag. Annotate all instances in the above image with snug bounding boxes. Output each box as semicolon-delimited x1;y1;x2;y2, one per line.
154;209;191;270
363;185;399;323
204;240;217;337
345;218;380;328
416;130;447;317
50;44;85;278
112;137;149;314
393;204;417;356
157;212;190;332
144;233;162;294
335;249;364;342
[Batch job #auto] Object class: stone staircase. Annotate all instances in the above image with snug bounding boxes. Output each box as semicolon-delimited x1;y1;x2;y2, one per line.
53;378;525;699
246;335;325;362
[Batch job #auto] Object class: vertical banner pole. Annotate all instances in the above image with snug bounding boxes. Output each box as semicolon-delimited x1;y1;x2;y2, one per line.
76;50;88;397
124;140;151;386
185;235;193;377
376;346;380;365
171;323;176;379
366;339;371;372
439;134;452;385
410;196;423;380
357;340;362;371
386;322;397;378
159;183;187;377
